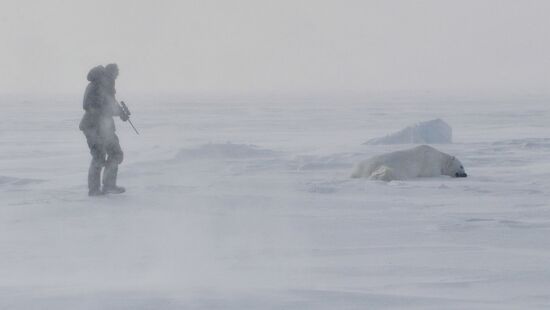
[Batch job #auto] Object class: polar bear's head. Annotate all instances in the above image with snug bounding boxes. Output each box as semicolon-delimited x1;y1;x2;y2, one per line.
445;156;467;178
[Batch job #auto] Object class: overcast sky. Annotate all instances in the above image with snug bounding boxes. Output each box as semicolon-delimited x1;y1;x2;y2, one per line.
1;0;549;96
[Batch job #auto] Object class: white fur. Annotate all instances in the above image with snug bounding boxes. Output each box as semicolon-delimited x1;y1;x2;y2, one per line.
351;145;466;181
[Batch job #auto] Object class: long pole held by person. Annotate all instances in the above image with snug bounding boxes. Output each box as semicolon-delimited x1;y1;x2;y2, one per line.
119;101;140;135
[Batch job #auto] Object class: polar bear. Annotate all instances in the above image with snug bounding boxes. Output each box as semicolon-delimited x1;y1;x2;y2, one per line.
351;145;467;181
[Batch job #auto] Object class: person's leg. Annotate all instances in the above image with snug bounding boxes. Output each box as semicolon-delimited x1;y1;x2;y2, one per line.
85;132;106;196
102;163;118;188
88;158;103;195
103;134;125;193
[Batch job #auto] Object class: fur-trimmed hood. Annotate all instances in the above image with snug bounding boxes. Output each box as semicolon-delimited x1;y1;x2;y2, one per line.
87;65;105;82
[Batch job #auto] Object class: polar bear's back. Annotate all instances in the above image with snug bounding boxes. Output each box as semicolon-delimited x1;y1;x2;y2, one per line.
352;145;449;180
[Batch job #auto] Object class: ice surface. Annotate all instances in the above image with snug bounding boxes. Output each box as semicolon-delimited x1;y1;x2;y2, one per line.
1;95;550;309
365;118;453;145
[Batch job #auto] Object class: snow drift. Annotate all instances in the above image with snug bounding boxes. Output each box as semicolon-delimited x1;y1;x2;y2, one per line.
365;119;452;145
174;143;277;160
493;138;550;150
0;175;43;186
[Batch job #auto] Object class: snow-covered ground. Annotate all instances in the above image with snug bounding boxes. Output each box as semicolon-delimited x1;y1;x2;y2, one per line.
1;94;549;309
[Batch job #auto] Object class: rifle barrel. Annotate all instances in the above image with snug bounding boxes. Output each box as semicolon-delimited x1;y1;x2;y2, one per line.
127;118;140;135
118;101;139;135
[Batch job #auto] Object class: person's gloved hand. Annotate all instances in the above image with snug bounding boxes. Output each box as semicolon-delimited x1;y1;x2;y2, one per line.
120;113;129;122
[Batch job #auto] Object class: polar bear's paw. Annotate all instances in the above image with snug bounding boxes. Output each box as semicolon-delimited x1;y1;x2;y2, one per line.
369;166;398;182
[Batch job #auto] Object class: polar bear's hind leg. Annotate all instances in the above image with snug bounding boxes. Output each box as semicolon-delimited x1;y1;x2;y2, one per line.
369;165;397;181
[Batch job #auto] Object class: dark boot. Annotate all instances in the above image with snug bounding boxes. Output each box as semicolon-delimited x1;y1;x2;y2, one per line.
103;185;126;194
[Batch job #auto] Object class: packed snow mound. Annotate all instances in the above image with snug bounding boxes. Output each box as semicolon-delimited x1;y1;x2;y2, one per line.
175;143;278;160
351;145;467;181
292;153;361;171
365;119;452;145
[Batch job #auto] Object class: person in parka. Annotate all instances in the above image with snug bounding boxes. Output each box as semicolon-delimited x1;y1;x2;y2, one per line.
79;64;128;196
